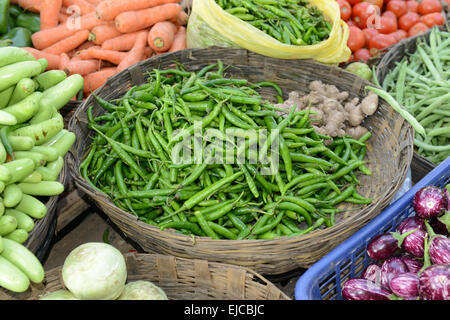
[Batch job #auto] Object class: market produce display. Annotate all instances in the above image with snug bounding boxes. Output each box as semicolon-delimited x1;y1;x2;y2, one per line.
20;0;189;98
338;0;446;61
342;183;449;300
39;242;168;300
215;0;332;46
79;60;377;241
0;1;40;47
0;46;79;293
376;26;449;165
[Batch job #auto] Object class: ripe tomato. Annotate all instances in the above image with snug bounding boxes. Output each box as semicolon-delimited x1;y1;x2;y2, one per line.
382;10;397;21
347;26;366;52
353;48;371;61
369;33;397;50
337;0;352;21
363;0;384;8
408;22;429;36
399;12;420;31
362;27;379;43
352;2;380;29
418;0;442;15
386;0;408;17
406;0;420;13
347;19;357;27
392;29;408;41
348;0;362;5
420;12;445;27
378;16;398;34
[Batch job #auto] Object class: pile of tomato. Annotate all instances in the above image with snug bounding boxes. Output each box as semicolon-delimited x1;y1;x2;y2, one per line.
337;0;447;62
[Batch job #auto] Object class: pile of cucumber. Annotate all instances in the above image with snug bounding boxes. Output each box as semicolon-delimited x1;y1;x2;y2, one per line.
0;46;81;293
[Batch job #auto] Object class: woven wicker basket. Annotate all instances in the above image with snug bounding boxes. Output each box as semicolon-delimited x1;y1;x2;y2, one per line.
375;26;448;182
68;48;414;275
0;252;290;300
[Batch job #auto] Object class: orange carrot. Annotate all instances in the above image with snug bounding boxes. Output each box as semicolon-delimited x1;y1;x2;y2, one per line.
32;12;106;50
168;26;186;52
147;21;177;53
143;46;152;59
79;48;128;65
40;0;62;30
58;52;71;70
116;31;148;73
65;59;100;75
75;40;97;52
43;29;90;55
59;12;69;23
101;31;141;51
83;67;116;92
85;0;102;5
96;0;180;21
18;0;41;12
114;3;182;33
175;10;188;25
89;23;122;45
63;0;95;15
23;47;60;70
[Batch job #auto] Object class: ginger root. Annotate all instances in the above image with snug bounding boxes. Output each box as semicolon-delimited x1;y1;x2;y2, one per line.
275;80;378;140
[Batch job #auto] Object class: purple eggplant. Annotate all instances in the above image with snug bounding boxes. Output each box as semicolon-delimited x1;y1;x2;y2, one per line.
362;264;382;284
366;233;399;260
413;186;447;219
392;216;426;257
380;257;409;290
399;255;423;274
418;264;450;300
429;215;450;236
424;220;450;265
390;272;419;300
342;278;392;300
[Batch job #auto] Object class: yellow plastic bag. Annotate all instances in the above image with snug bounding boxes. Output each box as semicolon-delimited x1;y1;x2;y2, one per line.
186;0;351;64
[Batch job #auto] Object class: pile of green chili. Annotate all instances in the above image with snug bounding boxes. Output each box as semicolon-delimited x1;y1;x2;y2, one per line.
80;61;373;240
378;26;450;165
215;0;332;46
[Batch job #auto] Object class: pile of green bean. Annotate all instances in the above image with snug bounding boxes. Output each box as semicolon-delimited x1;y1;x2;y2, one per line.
379;26;450;165
80;61;373;240
215;0;332;46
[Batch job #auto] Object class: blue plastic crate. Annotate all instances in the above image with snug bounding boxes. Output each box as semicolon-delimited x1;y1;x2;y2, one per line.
295;157;450;300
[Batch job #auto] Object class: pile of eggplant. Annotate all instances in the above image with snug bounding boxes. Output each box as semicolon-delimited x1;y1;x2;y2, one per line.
342;184;450;300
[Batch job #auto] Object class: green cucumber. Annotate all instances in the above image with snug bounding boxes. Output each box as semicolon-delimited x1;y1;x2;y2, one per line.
3;184;23;208
4;229;28;244
0;47;35;69
34;70;67;91
18;181;64;196
4;209;33;232
39;74;84;111
30;146;59;162
10;115;64;146
2;158;35;184
7;135;34;151
0;60;43;92
0;215;17;236
13;151;46;167
15;194;46;219
21;171;42;183
0;86;14;109
8;78;37;106
35;156;63;181
3;91;42;123
0;109;17;125
1;238;44;283
0;255;30;292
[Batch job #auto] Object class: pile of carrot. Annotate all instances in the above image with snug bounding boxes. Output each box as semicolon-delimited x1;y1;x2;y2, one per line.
13;0;188;98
